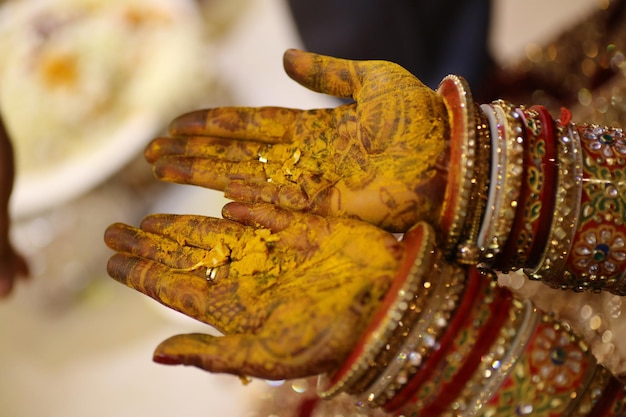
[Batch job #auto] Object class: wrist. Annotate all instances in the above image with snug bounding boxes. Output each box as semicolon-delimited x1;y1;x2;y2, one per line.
318;222;449;398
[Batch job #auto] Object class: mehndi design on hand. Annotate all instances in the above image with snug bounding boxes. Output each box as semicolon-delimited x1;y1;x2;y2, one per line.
105;202;402;379
145;49;450;232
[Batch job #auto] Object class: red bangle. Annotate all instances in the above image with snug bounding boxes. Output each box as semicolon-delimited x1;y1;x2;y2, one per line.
524;105;558;268
437;75;477;258
561;124;626;294
359;262;468;406
385;270;513;415
480;312;598;415
380;267;481;410
589;376;626;416
495;105;556;271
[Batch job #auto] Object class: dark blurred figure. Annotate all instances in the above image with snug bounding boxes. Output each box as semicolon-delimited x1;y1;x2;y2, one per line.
286;0;494;91
289;0;626;127
0;115;29;298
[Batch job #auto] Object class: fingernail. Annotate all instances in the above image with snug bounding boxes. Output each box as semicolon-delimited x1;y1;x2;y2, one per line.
153;353;182;365
144;139;164;163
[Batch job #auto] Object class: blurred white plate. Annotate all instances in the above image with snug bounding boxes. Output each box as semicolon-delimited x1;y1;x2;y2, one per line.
1;0;213;220
9;113;157;219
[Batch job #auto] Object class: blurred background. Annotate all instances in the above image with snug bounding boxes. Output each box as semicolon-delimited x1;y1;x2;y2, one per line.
0;0;603;415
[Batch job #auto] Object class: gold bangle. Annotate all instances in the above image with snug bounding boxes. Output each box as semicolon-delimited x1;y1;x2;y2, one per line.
524;123;583;285
358;262;465;407
560;124;626;295
475;103;505;261
482;100;525;264
568;366;614;417
454;298;538;415
462;309;599;416
456;105;491;264
347;262;436;395
318;223;439;399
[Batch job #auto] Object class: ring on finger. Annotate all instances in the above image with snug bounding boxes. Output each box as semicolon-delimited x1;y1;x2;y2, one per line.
206;267;219;282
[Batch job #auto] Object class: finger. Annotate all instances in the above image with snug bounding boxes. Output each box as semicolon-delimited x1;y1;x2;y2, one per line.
154;333;329;380
224;180;310;211
104;222;226;270
145;136;262;164
280;49;369;99
221;201;337;254
153;294;368;380
168;107;302;142
0;251;30;297
222;202;303;233
139;214;246;251
225;177;334;217
106;253;216;320
107;253;264;335
152;156;266;190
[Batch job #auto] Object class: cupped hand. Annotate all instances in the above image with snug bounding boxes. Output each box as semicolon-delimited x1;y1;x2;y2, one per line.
145;49;450;233
104;202;403;379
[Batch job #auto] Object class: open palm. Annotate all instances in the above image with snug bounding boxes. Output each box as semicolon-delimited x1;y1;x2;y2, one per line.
145;49;450;232
105;202;403;379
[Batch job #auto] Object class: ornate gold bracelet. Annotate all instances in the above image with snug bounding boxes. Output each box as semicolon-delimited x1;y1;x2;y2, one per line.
456;105;491;265
524;122;584;287
482;100;525;264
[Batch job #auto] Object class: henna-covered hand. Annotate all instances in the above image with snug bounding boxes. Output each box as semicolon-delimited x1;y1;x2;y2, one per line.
104;202;403;379
145;49;450;233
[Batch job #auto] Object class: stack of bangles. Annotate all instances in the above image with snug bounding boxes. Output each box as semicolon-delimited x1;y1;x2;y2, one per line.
314;76;626;416
437;75;626;294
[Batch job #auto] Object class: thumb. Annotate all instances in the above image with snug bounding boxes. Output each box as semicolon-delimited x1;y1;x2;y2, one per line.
282;49;364;99
282;49;422;100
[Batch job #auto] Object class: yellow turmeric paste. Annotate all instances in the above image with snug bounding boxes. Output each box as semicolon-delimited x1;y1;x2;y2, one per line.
241;70;449;232
134;206;402;374
153;52;451;233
